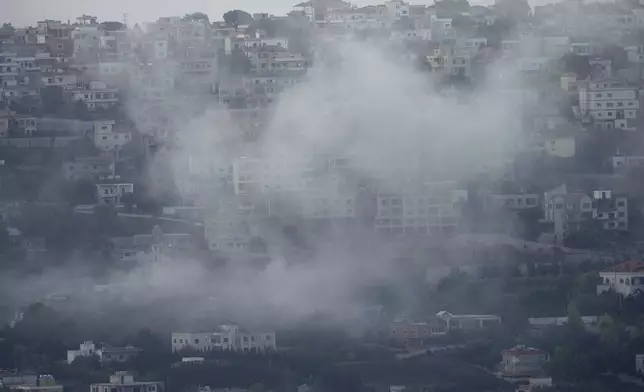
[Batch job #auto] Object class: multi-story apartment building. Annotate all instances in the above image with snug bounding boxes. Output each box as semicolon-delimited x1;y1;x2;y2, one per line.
71;81;119;111
579;78;639;131
204;195;263;253
62;157;113;180
426;49;471;78
485;192;540;211
171;325;276;353
375;182;467;236
67;341;142;364
293;0;352;22
543;184;628;245
90;372;162;392
247;48;307;75
11;375;62;392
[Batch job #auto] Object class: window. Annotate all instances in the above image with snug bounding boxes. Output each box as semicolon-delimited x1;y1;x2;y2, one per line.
526;198;537;206
555;203;563;210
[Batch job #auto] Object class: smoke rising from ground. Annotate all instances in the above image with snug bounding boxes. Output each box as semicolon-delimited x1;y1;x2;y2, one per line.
3;38;527;336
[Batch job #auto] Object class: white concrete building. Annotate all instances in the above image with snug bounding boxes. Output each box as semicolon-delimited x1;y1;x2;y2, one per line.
90;372;162;392
71;81;119;111
171;325;276;353
72;26;103;54
67;341;97;364
293;0;351;21
425;50;471;78
436;311;502;331
12;375;62;392
204;197;260;252
637;353;644;374
93;120;131;152
62;157;113;180
375;182;467;236
96;183;134;206
40;71;80;89
612;155;644;171
578;78;639;131
385;0;410;19
67;342;141;364
598;261;644;296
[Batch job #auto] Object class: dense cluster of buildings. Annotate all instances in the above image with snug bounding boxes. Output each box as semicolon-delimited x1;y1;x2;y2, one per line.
4;0;644;262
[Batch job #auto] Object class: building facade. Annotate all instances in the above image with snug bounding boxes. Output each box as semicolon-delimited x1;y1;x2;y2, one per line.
597;260;644;296
171;325;276;353
90;372;162;392
501;346;549;377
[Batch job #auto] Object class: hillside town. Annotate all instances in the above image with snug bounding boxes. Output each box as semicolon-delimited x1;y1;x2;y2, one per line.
6;0;644;391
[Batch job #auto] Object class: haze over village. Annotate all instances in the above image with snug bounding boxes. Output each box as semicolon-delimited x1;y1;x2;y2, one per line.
4;0;644;392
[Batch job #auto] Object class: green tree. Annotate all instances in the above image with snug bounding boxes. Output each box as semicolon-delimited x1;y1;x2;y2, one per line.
598;314;622;349
100;21;127;31
494;0;531;21
183;12;210;24
223;10;253;28
566;300;584;330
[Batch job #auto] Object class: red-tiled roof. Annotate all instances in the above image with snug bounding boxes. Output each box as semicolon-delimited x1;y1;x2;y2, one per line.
601;260;644;273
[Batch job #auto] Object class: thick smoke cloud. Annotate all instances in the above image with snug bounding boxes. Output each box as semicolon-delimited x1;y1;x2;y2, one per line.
3;37;527;336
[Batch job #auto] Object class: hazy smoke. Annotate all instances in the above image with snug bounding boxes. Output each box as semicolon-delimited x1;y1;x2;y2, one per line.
3;36;528;336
